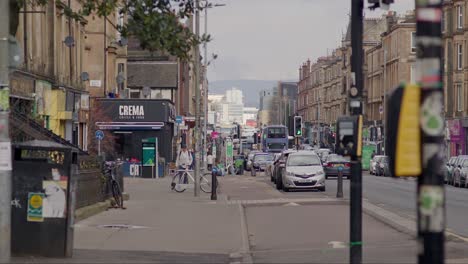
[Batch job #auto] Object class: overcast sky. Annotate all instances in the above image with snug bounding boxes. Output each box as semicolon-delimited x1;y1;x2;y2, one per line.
205;0;415;82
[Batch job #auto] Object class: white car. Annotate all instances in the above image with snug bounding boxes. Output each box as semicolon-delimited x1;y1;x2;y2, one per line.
277;152;326;192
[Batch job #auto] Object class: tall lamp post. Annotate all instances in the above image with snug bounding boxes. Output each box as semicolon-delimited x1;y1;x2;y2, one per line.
202;1;225;170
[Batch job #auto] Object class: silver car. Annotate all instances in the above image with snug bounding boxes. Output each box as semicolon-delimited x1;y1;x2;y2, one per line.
278;152;326;192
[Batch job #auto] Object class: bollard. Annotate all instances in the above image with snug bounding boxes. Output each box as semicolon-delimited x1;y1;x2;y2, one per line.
211;168;217;200
337;166;343;198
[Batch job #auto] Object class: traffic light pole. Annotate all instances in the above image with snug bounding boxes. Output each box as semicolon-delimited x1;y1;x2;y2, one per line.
415;2;445;263
350;0;363;263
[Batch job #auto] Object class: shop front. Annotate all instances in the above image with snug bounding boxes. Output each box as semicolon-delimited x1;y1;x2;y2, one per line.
448;119;465;157
96;99;175;163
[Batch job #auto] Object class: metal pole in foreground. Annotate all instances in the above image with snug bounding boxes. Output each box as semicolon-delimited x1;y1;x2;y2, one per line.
415;1;445;263
193;0;201;197
0;0;11;262
211;169;217;200
202;4;208;172
350;0;363;262
337;168;343;198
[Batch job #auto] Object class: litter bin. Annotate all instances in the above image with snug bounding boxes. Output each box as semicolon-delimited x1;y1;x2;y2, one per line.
11;140;78;258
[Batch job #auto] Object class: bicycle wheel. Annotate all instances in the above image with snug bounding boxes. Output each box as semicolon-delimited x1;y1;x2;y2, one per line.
111;181;124;208
174;173;187;193
200;175;212;193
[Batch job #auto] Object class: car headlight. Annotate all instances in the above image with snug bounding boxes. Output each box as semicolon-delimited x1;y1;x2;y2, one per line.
286;171;295;177
316;171;324;175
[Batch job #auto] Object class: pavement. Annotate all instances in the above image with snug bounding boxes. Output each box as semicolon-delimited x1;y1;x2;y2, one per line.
11;170;468;263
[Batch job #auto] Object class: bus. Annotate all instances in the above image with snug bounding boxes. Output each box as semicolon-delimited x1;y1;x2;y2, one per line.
261;125;288;153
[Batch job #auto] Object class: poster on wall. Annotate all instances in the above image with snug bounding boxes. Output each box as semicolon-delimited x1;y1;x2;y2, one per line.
27;192;44;222
42;168;68;218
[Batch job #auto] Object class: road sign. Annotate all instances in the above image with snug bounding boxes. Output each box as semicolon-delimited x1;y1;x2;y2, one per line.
176;115;183;124
95;130;104;140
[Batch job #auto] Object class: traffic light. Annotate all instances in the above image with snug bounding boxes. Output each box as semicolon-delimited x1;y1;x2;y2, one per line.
294;116;303;137
386;84;421;177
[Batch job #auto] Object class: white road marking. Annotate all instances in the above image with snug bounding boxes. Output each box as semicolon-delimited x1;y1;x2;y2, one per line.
328;241;347;249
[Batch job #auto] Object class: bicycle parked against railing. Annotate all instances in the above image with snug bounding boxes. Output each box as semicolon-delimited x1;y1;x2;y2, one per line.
103;160;125;209
170;168;212;193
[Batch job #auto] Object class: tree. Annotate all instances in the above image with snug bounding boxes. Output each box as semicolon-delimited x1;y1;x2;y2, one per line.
10;0;209;60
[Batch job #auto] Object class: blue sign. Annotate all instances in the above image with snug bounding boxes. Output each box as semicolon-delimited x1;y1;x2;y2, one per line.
175;115;183;124
95;130;104;140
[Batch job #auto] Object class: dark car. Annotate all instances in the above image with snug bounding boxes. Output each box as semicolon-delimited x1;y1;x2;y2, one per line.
272;150;296;184
375;156;389;176
251;153;274;176
323;155;351;179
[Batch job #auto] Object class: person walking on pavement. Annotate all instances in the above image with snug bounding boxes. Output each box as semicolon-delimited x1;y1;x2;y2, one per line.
207;152;214;171
175;145;193;185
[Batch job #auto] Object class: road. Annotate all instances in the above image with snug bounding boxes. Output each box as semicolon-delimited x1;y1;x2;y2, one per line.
323;172;468;238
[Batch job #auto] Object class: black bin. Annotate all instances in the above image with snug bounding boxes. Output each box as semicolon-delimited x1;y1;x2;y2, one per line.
11;140;78;258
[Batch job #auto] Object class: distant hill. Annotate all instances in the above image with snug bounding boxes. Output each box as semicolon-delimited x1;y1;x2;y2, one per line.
208;80;279;108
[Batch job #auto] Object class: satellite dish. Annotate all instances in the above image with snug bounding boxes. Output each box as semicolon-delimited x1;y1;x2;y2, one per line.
118;38;128;46
142;86;151;98
64;36;75;47
81;72;89;81
116;73;125;84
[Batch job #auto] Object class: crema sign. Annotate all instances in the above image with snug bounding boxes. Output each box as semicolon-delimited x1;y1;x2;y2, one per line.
119;105;145;120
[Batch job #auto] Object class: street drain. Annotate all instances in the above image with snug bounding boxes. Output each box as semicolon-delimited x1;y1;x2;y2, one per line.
98;224;149;230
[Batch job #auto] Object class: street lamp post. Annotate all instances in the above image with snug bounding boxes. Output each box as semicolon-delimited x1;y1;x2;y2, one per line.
202;1;225;171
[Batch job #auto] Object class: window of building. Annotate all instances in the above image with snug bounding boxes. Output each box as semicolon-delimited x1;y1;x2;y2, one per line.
457;83;463;112
411;32;416;53
442;11;446;32
410;64;416;83
457;43;463;70
457;5;463;29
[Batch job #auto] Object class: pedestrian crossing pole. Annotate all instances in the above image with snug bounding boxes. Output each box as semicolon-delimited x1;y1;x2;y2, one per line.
415;1;445;263
350;0;364;263
0;0;11;262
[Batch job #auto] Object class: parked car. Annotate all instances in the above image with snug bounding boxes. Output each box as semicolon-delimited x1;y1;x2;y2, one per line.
370;155;385;175
273;149;296;184
323;155;351;179
251;153;274;176
375;156;389;176
316;148;332;163
276;152;325;192
445;156;458;184
451;156;468;187
246;150;261;171
266;153;281;180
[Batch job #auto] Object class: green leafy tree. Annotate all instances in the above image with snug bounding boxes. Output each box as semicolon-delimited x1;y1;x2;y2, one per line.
10;0;210;60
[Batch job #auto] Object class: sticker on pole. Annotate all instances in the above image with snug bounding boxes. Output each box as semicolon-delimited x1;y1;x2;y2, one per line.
419;185;444;232
0;142;12;171
420;93;444;136
27;192;44;222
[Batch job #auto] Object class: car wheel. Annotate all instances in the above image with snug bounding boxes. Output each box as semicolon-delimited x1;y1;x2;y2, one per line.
325;175;328;180
276;176;283;190
318;186;326;192
282;184;289;192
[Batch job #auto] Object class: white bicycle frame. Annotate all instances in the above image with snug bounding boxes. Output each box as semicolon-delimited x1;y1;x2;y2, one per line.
174;169;196;189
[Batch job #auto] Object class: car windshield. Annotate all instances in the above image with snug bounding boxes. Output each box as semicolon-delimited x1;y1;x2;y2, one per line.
328;156;349;162
287;155;321;166
255;155;273;162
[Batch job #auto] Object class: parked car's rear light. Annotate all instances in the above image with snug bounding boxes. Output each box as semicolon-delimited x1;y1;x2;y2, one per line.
345;163;351;168
328;163;334;168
